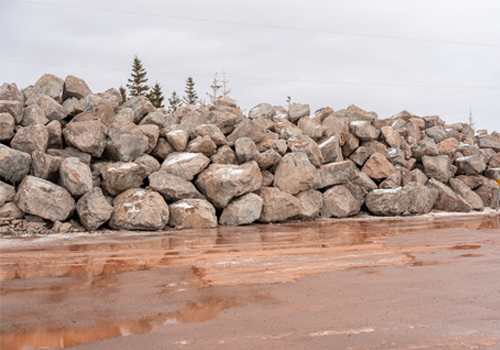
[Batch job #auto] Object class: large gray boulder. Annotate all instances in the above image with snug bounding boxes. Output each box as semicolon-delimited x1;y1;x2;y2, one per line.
196;161;262;208
161;152;210;181
169;199;217;229
313;161;351;189
248;102;273;119
455;154;487;175
404;182;438;214
257;187;301;223
365;187;409;216
104;121;149;162
76;188;113;231
0;100;24;124
36;95;67;122
293;189;323;220
33;74;64;103
449;178;484;210
148;170;205;202
422;155;451;183
474;179;499;209
110;188;169;231
63;120;108;158
59;157;93;197
0;144;32;184
362;153;396;181
273;153;319;195
14;175;76;221
219;193;263;226
427;179;472;212
101;162;153;196
63;75;92;100
11;124;48;154
321;185;361;218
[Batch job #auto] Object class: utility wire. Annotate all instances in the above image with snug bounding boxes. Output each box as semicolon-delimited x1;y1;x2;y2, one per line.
5;0;500;49
3;59;500;90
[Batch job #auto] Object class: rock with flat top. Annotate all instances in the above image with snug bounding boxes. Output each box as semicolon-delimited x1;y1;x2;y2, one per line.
313;161;351;189
288;103;310;123
161;152;210;181
169;199;217;229
365;187;409;216
101;162;152;196
110;188;169;231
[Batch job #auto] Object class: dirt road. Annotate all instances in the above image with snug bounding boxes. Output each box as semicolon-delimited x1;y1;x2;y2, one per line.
1;213;500;349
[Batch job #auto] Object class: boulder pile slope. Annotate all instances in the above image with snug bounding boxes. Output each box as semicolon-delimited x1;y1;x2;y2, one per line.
1;74;499;235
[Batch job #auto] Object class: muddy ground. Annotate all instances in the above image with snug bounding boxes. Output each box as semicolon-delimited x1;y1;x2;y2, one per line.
1;213;500;349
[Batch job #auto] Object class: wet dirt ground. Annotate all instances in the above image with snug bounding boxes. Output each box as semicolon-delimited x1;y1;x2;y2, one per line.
1;213;500;350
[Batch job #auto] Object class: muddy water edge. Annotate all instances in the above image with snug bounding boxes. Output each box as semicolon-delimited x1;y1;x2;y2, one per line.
1;214;500;350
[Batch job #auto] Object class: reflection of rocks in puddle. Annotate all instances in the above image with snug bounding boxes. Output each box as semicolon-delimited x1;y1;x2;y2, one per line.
169;229;218;249
0;297;244;350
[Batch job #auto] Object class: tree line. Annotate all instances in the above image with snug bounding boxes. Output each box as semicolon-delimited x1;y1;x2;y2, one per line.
121;55;232;113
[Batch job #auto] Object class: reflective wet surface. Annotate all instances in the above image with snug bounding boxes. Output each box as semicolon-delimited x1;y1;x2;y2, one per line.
1;213;500;349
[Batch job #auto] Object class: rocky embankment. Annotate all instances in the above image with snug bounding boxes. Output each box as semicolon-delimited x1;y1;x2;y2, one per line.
1;74;499;235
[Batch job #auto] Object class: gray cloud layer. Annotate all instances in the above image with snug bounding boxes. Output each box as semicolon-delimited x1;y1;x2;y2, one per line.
2;0;499;131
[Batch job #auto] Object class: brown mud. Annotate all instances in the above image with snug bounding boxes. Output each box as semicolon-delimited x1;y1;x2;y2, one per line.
1;213;500;349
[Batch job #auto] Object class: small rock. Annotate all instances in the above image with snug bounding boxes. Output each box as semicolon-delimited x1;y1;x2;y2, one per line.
166;129;190;152
235;137;261;164
0;181;15;207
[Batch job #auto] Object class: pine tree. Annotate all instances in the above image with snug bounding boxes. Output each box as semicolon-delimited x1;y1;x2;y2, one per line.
119;85;127;105
221;69;231;98
168;91;182;113
147;81;165;108
206;72;222;105
182;77;199;105
468;106;476;132
126;55;149;97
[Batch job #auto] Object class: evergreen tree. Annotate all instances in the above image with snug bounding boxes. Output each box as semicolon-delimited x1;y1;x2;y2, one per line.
168;91;182;113
147;81;165;108
126;55;149;97
206;72;222;105
182;77;199;105
119;85;127;105
221;69;231;98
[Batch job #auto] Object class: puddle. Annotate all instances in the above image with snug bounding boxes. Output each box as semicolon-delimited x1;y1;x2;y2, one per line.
449;245;482;250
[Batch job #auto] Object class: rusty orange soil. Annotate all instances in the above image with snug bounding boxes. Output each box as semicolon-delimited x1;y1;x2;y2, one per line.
1;214;500;349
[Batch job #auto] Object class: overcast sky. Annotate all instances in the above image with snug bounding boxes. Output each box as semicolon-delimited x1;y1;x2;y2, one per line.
1;0;499;132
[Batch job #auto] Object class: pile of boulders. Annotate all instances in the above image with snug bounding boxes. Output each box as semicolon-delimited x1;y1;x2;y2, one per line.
1;74;499;235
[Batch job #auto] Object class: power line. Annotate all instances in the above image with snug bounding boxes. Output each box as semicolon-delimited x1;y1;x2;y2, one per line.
3;59;500;90
6;0;500;49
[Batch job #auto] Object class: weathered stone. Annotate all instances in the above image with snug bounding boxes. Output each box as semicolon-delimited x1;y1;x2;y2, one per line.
36;95;67;122
362;153;396;181
0;181;15;207
196;161;262;208
477;135;500;152
45;120;63;149
387;147;406;168
63;75;92;100
110;189;169;231
349;146;369;166
21;104;48;126
148;170;205;202
71;105;116;126
253;117;275;131
0;113;15;141
138;124;160;154
235;137;261;164
311;107;333;123
31;151;63;181
138;111;166;128
164;130;188;152
454;175;485;190
168;199;217;229
322;116;349;145
62;97;79;117
0;202;25;220
349;120;377;141
63;121;108;158
379;170;401;189
121;96;155;123
427;178;472;212
422;115;445;128
457;144;480;157
11;124;48;155
318;135;343;163
76;188;112;231
406;121;421;146
101;162;153;196
480;148;496;164
248;102;273;119
361;140;388;159
404;182;438;214
321;185;361;218
219;193;263;226
105;121;149;162
365;187;409;216
211;109;241;134
210;145;238;165
257;149;281;170
193;124;227;146
47;148;91;165
398;166;412;186
0;100;24;124
484;168;500;182
455;154;486;175
474;179;499;209
411;168;428;185
261;170;274;187
351;171;378;192
115;108;135;123
152;137;175;160
413;138;439;161
313;161;351;189
449;178;484;210
257;187;301;223
422;155;451;183
226;118;266;146
297;117;326;140
0;82;24;103
14;175;75;221
185;135;217;157
287;134;324;167
293;189;323;220
425;126;447;144
33;74;64;103
347;105;377;123
134;154;160;172
380;126;400;148
59;157;93;197
437;138;459;159
274;153;319;195
288;103;310;123
179;106;214;136
341;133;359;157
161;152;210;181
410;118;425;130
